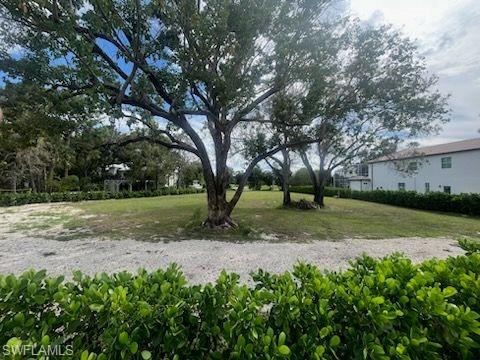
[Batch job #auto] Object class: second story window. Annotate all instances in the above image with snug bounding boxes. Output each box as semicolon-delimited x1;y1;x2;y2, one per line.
408;161;418;171
398;182;405;191
441;157;452;169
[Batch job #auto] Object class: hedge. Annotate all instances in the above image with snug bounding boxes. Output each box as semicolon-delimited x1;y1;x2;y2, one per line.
458;237;480;255
1;254;479;359
0;187;206;207
290;186;480;216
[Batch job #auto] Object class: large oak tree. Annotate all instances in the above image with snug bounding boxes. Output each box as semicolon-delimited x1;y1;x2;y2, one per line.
0;0;333;226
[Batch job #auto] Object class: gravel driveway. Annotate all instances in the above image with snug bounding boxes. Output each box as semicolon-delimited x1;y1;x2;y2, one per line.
0;204;464;283
0;237;463;284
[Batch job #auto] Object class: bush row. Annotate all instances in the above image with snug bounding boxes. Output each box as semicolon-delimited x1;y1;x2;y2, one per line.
0;187;205;207
290;186;480;216
1;253;479;359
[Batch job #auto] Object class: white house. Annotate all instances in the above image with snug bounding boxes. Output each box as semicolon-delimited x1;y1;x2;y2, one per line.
105;163;130;177
347;138;480;194
166;168;179;187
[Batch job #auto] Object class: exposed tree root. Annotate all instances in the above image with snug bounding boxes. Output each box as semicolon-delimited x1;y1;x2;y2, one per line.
202;216;239;230
286;199;319;210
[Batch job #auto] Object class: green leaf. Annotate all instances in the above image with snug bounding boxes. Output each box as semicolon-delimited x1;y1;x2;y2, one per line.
278;345;290;356
396;343;405;354
411;337;428;346
89;303;104;312
371;296;385;305
81;350;89;360
14;312;25;324
161;282;171;294
316;345;325;356
329;335;341;347
129;342;138;354
141;350;152;360
41;335;50;346
278;332;286;346
118;331;129;345
6;337;22;348
263;335;271;346
443;286;457;298
319;327;330;338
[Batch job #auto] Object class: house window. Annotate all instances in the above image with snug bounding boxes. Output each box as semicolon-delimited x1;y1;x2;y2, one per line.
409;161;418;171
425;183;430;193
443;186;451;194
398;183;405;191
441;157;452;169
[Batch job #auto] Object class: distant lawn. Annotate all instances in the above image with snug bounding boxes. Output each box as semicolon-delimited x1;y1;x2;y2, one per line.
56;191;480;242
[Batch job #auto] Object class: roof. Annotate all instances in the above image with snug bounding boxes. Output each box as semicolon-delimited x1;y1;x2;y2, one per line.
369;138;480;163
105;163;130;171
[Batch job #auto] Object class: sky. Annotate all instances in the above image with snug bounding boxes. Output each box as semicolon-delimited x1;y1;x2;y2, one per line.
349;0;480;146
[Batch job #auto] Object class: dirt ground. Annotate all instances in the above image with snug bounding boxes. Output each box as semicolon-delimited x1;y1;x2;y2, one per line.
0;203;465;284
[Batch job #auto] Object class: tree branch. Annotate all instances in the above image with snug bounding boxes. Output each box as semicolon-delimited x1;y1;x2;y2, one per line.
232;86;281;125
228;137;319;212
96;135;200;156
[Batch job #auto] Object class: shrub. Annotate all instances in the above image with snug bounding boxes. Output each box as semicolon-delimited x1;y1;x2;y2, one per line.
289;199;318;210
0;188;206;207
290;186;480;216
0;254;479;359
458;237;480;255
46;175;81;192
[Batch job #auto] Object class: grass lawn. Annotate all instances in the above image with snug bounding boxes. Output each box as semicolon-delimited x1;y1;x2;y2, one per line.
56;191;480;242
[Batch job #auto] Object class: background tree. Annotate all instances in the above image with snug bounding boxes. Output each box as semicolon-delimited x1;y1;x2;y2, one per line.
242;93;308;205
293;22;449;206
117;131;182;189
246;166;264;191
290;168;314;186
0;81;100;191
178;161;204;188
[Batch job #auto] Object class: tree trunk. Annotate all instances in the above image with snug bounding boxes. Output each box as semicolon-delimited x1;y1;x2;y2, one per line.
200;123;236;228
314;174;325;207
205;194;232;227
64;135;70;178
300;151;321;206
281;149;292;206
313;170;331;207
12;175;17;193
281;166;291;206
265;149;292;206
270;168;290;206
282;184;291;206
12;162;17;193
203;175;236;228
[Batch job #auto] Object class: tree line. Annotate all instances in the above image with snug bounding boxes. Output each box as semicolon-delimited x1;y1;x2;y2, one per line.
0;83;203;192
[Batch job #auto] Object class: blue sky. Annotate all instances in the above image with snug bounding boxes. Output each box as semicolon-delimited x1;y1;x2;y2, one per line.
350;0;480;146
1;0;478;168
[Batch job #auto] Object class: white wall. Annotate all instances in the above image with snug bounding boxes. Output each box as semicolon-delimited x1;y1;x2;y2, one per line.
370;149;480;194
350;180;371;191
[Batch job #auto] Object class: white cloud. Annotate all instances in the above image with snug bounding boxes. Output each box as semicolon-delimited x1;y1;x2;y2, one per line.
350;0;480;144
